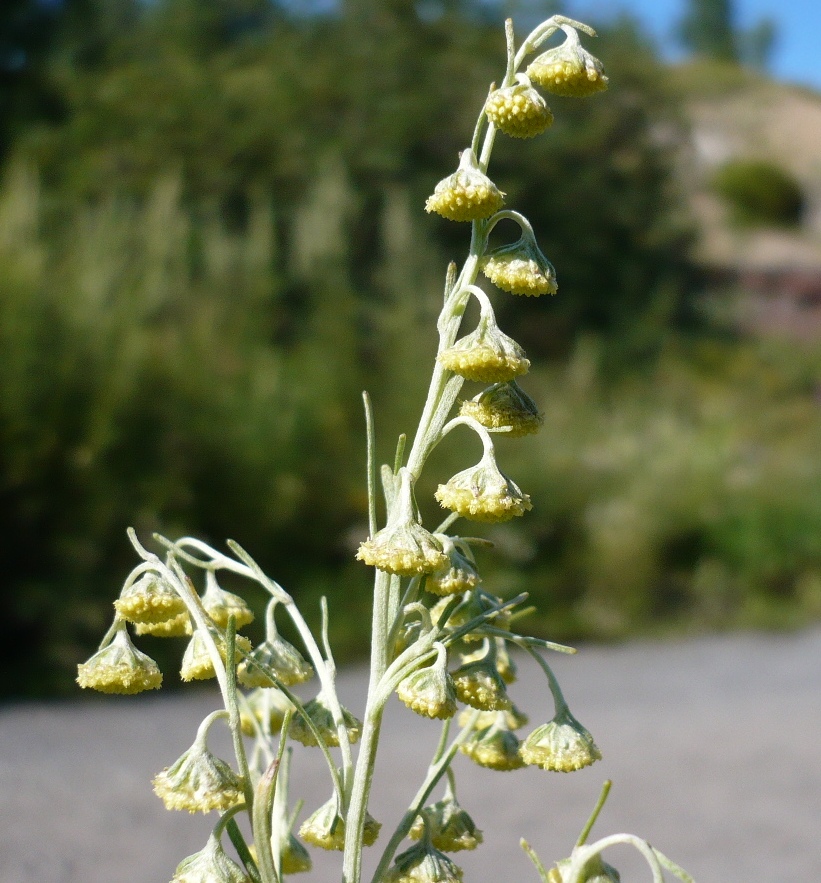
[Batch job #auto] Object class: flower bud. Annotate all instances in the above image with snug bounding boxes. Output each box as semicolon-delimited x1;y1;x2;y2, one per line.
460;713;525;771
357;468;447;577
171;833;250;883
396;643;457;719
460;380;543;437
484;77;554;139
409;791;483;852
153;716;245;813
435;448;531;522
526;29;608;98
438;310;529;384
425;149;504;222
76;626;162;695
114;572;187;625
298;796;380;850
460;636;517;684
480;237;557;297
519;708;602;772
383;840;463;883
451;643;511;711
201;571;254;630
238;606;314;688
425;537;481;597
179;629;252;682
239;687;295;737
290;691;362;747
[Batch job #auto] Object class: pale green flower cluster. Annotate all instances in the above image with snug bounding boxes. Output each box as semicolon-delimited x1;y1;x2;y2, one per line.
76;14;693;883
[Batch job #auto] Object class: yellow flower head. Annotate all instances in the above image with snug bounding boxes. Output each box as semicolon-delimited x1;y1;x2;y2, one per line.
298;796;380;851
396;644;457;720
357;468;447;576
171;834;250;883
460;380;543;437
425;148;504;222
451;643;511;711
114;572;187;625
201;571;254;630
409;789;483;852
179;629;252;682
460;713;525;771
425;536;481;596
480;236;557;297
526;29;608;98
438;304;529;384
290;691;362;747
519;708;602;772
435;447;531;523
484;77;554;139
76;626;162;695
153;713;245;813
238;637;313;688
383;840;463;883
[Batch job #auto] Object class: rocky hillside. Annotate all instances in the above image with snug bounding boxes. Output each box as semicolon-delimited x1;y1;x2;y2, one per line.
673;62;821;335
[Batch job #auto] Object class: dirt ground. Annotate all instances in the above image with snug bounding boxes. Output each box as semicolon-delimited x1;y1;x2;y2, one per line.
2;627;820;883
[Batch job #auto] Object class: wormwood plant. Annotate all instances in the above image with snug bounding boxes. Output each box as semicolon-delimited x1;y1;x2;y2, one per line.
77;15;694;883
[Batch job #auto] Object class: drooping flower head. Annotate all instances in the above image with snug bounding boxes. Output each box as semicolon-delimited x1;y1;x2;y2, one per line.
435;444;531;523
298;795;380;851
425;148;504;222
171;833;251;883
201;570;254;630
450;640;512;711
480;233;557;297
409;784;483;852
289;690;362;747
396;642;458;720
114;570;187;625
238;599;314;688
357;468;447;577
153;711;246;813
76;623;162;694
180;629;252;682
425;536;482;597
459;711;525;771
438;294;529;384
460;380;543;437
519;707;602;772
383;838;464;883
484;75;554;139
526;27;608;98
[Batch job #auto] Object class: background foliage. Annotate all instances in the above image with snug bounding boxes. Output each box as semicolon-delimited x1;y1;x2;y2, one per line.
2;0;821;697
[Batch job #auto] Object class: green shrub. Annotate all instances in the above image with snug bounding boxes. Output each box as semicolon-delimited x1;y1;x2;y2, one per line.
711;158;804;227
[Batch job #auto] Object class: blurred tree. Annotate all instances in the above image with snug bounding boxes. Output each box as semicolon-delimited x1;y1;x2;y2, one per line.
0;0;64;156
738;16;777;71
678;0;738;61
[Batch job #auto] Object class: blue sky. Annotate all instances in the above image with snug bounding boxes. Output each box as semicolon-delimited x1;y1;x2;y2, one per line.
567;0;821;91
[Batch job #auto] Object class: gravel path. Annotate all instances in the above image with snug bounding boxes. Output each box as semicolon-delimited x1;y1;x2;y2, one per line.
2;628;820;883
